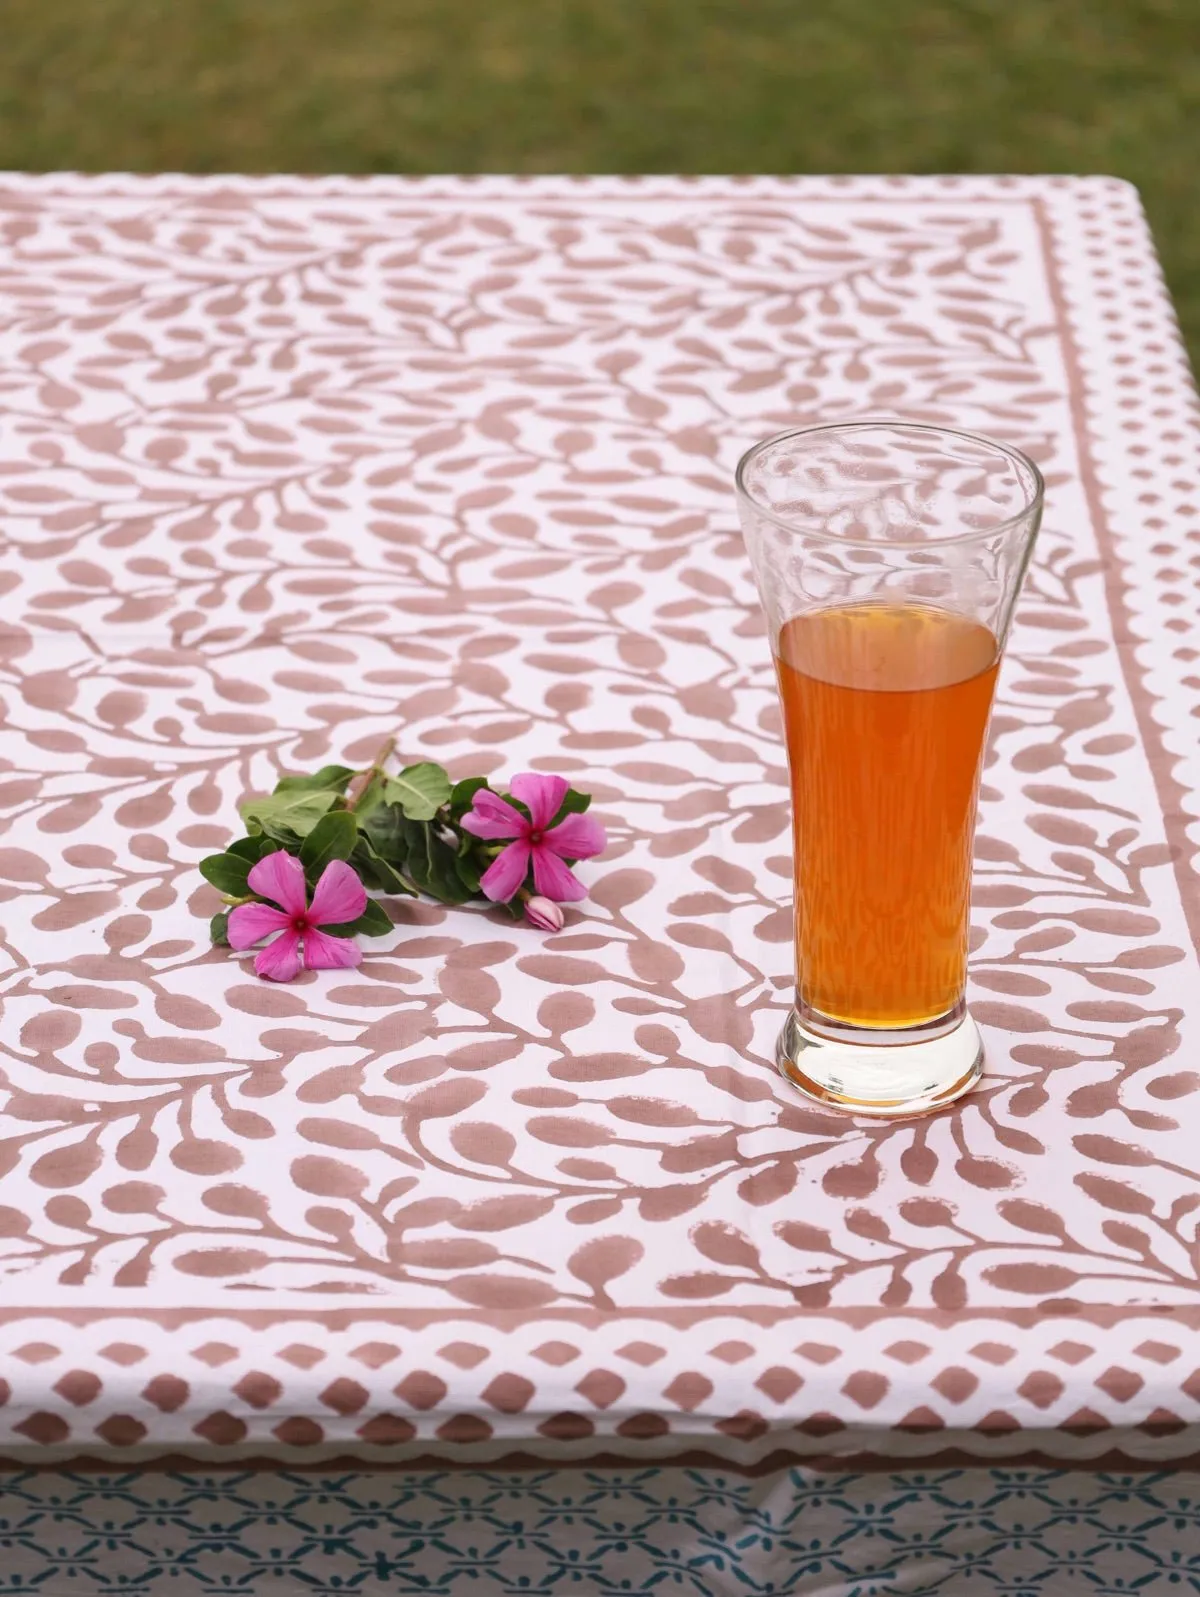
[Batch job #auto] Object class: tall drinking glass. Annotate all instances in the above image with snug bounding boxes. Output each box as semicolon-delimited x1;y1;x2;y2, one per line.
737;422;1043;1118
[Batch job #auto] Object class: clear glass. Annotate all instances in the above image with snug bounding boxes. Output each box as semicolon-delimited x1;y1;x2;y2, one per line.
737;422;1044;1118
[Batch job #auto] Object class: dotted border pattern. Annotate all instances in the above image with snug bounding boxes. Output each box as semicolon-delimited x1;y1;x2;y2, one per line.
0;1310;1198;1465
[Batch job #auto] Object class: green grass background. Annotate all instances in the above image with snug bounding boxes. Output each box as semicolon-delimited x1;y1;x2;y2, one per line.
1;0;1197;361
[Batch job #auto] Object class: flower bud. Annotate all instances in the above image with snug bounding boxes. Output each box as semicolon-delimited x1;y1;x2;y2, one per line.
524;895;564;932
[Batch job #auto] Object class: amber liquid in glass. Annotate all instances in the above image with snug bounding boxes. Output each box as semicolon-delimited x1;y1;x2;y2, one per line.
775;602;999;1030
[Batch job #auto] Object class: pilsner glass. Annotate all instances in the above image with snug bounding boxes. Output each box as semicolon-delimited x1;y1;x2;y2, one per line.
737;422;1043;1118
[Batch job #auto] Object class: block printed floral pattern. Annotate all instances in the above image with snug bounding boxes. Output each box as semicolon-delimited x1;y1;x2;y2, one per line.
0;176;1197;1462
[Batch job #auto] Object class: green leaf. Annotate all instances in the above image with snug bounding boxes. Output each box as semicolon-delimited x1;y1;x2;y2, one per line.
397;816;430;890
551;787;592;824
361;799;407;861
402;818;476;905
453;849;482;895
384;762;452;822
240;788;338;837
351;835;415;896
325;899;394;939
199;851;252;896
356;784;494;903
355;898;395;936
449;776;488;815
299;810;359;877
273;765;356;795
258;822;306;849
227;835;269;863
210;910;230;947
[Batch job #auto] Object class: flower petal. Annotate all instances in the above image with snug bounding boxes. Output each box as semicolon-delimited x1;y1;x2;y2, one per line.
247;849;308;914
303;927;363;971
254;928;303;982
308;859;367;928
531;845;588;902
227;901;291;950
479;839;532;903
543;812;607;861
509;772;568;833
460;789;528;841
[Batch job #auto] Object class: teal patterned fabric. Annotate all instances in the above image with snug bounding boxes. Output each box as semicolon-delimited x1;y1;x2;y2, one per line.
0;1467;1197;1593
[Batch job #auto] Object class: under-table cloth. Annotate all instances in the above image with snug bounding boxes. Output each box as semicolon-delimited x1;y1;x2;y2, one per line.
0;1466;1196;1594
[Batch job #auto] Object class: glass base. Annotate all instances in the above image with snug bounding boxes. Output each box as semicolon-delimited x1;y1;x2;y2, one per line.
776;1006;984;1119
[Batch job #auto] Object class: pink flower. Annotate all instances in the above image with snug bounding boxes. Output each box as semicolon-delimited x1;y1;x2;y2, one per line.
524;895;565;932
461;774;606;904
227;851;367;982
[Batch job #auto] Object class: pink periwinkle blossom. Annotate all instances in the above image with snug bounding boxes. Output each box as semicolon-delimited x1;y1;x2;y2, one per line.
228;850;366;982
461;774;606;905
524;895;565;932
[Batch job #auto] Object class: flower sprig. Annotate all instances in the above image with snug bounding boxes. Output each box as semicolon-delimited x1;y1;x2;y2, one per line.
200;740;605;980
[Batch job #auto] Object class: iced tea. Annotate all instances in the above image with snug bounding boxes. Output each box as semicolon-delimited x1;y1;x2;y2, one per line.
775;602;998;1029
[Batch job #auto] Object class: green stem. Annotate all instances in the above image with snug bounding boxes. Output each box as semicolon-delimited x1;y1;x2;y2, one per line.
345;734;397;812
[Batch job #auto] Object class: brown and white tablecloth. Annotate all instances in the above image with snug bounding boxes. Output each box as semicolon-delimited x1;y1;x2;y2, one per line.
0;175;1198;1529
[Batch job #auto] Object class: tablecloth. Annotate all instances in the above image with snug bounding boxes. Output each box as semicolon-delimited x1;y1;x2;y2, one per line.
0;172;1198;1587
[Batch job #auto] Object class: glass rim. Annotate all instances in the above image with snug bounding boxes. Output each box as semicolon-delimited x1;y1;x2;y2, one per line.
734;419;1046;550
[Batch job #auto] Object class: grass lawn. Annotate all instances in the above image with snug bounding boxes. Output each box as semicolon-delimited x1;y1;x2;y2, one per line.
0;0;1197;362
